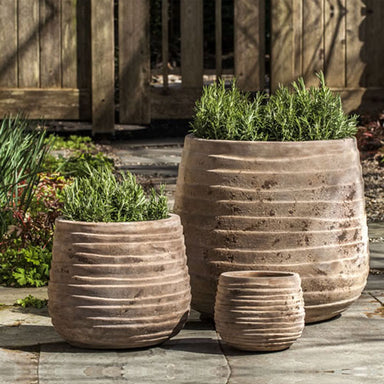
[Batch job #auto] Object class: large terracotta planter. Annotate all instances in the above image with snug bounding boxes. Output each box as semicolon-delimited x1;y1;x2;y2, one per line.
174;134;369;323
48;214;191;349
215;271;305;351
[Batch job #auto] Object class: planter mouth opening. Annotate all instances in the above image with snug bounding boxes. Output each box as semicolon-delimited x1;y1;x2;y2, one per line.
187;133;356;145
220;271;298;280
55;213;177;225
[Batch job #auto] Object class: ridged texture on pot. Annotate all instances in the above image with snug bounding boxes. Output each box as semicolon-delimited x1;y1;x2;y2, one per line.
215;271;305;351
48;214;191;349
174;135;369;323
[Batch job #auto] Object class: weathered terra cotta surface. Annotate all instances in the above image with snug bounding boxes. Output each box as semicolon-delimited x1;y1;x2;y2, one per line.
215;271;305;351
174;134;369;323
48;214;191;349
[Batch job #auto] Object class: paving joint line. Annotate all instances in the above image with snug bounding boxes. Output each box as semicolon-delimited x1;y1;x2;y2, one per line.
217;333;232;384
367;291;384;306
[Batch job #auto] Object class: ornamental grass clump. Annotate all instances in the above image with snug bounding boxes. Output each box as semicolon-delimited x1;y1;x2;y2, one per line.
0;115;50;237
61;166;168;222
190;72;358;141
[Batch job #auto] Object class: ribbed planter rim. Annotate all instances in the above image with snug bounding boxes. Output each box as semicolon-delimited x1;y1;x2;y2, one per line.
186;133;356;146
221;271;299;280
55;213;176;227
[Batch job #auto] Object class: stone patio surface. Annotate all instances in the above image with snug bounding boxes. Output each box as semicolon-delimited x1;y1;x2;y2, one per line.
1;138;383;383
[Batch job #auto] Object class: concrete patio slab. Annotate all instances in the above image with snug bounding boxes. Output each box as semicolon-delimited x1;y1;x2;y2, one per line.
38;312;229;384
221;292;384;384
0;348;38;384
370;242;384;269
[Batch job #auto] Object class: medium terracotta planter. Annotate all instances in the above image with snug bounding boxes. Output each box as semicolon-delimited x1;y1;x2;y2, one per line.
174;134;369;323
215;271;305;351
48;214;191;349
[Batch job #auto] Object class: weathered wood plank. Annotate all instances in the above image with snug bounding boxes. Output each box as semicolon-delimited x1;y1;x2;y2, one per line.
77;0;91;90
40;0;62;88
0;88;91;119
91;0;114;133
359;0;384;87
61;0;77;88
162;0;169;89
345;0;364;88
0;0;18;87
119;0;150;125
180;0;203;88
215;0;222;79
337;87;384;113
161;0;169;89
292;0;302;80
324;0;346;87
151;86;201;120
18;0;40;88
234;0;265;90
303;0;324;85
270;0;295;89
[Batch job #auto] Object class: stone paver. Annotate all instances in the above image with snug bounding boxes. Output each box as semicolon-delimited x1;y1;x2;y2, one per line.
39;327;229;384
0;348;38;384
0;286;48;306
222;292;384;384
370;242;384;269
368;223;384;242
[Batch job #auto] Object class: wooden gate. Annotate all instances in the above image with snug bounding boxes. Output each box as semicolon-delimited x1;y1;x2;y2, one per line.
119;0;265;125
270;0;384;113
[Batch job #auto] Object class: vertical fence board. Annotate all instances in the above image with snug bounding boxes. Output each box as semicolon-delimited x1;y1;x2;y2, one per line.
360;0;384;87
61;0;77;88
215;0;222;79
77;0;91;91
271;0;295;89
324;0;346;87
18;0;40;88
346;0;365;88
293;0;303;80
181;0;203;88
119;0;150;124
40;0;62;88
303;0;324;85
91;0;114;132
162;0;169;89
0;0;17;87
234;0;265;90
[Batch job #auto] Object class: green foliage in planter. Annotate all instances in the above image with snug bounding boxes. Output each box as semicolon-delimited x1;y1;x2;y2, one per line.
0;241;51;287
15;295;48;309
62;166;168;223
191;73;358;141
0;116;50;237
191;79;267;141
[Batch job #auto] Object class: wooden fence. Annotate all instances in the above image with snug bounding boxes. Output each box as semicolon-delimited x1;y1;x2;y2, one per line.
271;0;384;114
0;0;383;133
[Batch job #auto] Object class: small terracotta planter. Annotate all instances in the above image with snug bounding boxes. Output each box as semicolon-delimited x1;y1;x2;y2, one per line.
48;214;191;349
214;271;305;352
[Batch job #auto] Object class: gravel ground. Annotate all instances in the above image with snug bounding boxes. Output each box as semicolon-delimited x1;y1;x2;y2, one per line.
362;158;384;223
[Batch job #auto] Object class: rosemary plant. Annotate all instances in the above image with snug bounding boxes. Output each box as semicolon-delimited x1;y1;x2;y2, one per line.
190;73;358;141
61;166;168;222
191;79;268;141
